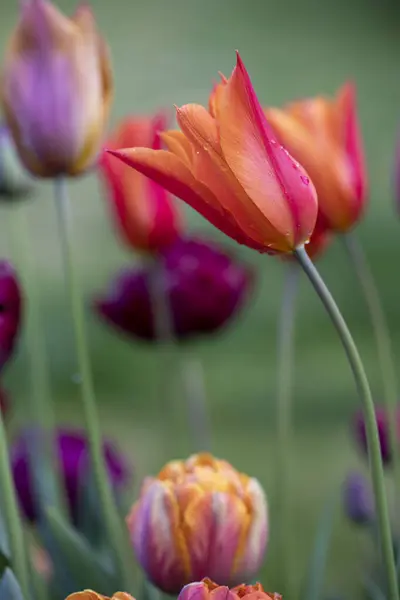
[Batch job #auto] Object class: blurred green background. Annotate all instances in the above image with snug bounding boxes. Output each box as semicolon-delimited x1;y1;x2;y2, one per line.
2;0;400;596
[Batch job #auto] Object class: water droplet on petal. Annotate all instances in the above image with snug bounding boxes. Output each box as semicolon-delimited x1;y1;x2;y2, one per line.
300;175;310;185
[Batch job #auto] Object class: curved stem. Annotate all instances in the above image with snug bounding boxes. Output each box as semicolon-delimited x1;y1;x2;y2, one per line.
0;410;29;598
343;233;399;492
276;261;300;597
295;245;398;600
53;178;134;592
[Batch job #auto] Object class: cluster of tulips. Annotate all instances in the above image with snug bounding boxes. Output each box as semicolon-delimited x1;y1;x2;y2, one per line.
0;1;399;600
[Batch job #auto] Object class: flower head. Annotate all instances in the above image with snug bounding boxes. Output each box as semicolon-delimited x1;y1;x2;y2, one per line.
266;83;366;232
100;114;182;253
11;428;131;522
127;453;268;594
107;52;317;255
1;0;113;178
66;592;135;600
353;407;397;465
0;261;22;373
94;237;253;342
343;472;374;525
0;125;33;199
178;579;281;600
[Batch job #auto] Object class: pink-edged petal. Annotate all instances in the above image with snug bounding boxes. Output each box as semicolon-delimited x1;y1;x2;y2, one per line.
210;587;238;600
107;148;265;251
176;104;288;250
178;581;210;600
217;52;317;248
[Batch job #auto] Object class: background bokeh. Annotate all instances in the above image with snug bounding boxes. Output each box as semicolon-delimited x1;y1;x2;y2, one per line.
2;0;400;595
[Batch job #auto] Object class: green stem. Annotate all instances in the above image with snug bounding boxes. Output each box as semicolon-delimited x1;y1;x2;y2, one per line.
0;409;29;598
343;233;399;491
53;178;134;592
181;352;211;452
276;260;299;597
8;204;67;519
295;245;398;600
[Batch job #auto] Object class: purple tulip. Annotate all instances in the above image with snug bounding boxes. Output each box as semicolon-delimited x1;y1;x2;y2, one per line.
0;261;22;373
353;407;397;465
94;237;254;341
11;428;131;522
343;472;374;525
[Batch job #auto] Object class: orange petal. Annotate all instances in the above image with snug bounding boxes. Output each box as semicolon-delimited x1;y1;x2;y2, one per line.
217;53;317;248
160;130;193;166
176;104;287;251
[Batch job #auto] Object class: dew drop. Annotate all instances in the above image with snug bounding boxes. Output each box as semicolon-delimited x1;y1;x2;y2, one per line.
271;139;276;145
300;175;310;185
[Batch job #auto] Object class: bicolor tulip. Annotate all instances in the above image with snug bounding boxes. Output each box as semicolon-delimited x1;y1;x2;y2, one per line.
0;125;33;199
94;237;253;341
178;578;281;600
266;83;366;232
1;0;112;178
127;453;268;593
66;593;134;600
100;114;182;253
107;53;317;255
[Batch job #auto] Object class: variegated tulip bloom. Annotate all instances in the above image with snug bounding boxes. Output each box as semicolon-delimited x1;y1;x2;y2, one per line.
1;0;113;178
66;592;134;600
178;578;281;600
127;453;268;593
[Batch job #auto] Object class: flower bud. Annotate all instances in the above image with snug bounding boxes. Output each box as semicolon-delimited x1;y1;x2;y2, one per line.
343;472;374;525
178;579;280;600
127;453;268;593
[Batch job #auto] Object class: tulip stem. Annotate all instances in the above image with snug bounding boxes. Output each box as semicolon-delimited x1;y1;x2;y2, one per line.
0;409;29;598
343;233;399;495
276;261;299;597
294;245;398;600
182;353;211;452
8;204;67;519
53;178;134;592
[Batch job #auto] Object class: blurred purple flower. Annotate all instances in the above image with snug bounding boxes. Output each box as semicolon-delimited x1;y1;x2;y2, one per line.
11;428;131;523
93;237;254;341
343;472;374;525
353;407;397;465
0;125;33;199
0;261;22;373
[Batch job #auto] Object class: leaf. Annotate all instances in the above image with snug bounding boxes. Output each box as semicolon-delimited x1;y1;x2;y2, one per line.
75;463;105;548
43;507;118;596
362;576;387;600
302;491;338;600
0;568;26;600
141;577;162;600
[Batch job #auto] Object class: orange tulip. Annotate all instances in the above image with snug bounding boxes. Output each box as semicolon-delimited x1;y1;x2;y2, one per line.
66;592;134;600
108;53;317;255
266;83;367;232
1;0;112;178
178;578;281;600
100;114;182;253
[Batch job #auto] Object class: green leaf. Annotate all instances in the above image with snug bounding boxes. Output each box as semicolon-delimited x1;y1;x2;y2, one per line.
0;568;26;600
302;491;338;600
43;507;118;596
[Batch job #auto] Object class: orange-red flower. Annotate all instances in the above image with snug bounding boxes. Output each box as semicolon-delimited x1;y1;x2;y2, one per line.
100;114;182;253
1;0;112;178
178;578;281;600
265;84;366;233
66;593;134;600
127;453;268;593
108;53;317;255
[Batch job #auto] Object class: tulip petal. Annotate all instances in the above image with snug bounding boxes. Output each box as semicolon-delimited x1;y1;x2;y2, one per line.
210;588;238;600
160;130;193;166
129;481;190;593
107;148;264;251
178;581;210;600
176;104;288;251
217;52;317;248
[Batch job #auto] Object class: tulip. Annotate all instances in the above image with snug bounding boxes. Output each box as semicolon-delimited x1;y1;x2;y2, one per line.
0;125;33;199
353;407;399;465
343;472;374;525
107;52;317;255
94;237;253;341
66;592;134;600
127;453;268;594
100;114;182;253
11;427;131;523
265;83;366;232
178;579;281;600
1;0;113;178
0;261;22;373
